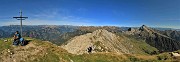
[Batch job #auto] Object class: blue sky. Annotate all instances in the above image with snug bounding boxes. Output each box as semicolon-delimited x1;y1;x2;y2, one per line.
0;0;180;28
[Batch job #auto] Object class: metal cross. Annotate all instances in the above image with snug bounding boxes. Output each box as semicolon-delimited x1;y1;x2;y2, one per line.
13;10;28;37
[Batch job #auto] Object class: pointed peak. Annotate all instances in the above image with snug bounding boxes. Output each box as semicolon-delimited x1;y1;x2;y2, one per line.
139;25;149;31
141;25;148;28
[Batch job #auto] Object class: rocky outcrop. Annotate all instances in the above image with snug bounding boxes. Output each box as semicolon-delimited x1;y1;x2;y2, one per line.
161;30;180;41
62;29;129;54
126;25;180;52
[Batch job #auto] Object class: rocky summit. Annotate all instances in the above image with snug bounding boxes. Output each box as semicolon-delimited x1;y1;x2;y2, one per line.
62;29;130;54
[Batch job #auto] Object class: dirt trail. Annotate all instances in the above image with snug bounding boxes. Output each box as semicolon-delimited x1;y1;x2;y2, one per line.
0;41;46;62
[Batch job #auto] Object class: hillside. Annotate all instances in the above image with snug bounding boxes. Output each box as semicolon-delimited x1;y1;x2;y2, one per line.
0;25;122;45
125;25;180;52
0;38;69;62
161;30;180;41
0;25;180;62
1;25;180;52
1;38;180;62
62;29;158;55
1;25;180;47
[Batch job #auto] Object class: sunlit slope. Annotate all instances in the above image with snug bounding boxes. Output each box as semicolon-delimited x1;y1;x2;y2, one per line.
0;37;179;62
62;29;159;55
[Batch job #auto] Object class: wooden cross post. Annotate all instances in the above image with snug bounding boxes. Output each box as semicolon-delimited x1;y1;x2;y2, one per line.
13;10;28;37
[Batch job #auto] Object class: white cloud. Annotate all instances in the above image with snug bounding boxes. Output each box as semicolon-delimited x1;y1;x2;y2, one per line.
0;8;120;27
1;18;97;26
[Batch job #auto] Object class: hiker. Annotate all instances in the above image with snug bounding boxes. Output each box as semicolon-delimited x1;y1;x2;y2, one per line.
13;31;21;45
87;46;92;53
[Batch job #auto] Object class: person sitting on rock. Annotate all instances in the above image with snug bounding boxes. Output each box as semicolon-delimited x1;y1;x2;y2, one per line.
13;31;21;45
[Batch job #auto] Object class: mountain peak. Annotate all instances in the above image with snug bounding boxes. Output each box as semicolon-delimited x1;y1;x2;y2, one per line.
62;29;130;54
139;25;156;33
139;25;148;30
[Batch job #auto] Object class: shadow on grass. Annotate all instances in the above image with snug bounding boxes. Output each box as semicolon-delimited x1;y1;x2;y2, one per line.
22;39;32;46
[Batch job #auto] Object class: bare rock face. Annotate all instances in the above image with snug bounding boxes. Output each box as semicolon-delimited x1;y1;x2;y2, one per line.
62;29;129;55
161;30;180;41
125;25;180;52
140;25;180;52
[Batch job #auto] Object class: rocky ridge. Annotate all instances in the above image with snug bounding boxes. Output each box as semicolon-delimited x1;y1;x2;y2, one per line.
62;29;130;54
126;25;180;52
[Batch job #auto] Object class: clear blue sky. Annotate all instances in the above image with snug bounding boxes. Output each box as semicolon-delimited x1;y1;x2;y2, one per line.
0;0;179;28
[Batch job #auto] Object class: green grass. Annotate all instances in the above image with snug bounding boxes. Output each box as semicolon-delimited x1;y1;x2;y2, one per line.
34;52;60;62
0;37;179;62
131;39;158;55
0;38;12;52
117;34;159;55
70;53;127;62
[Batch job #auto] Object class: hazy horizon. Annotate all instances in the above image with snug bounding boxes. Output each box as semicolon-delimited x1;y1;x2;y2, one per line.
1;24;180;30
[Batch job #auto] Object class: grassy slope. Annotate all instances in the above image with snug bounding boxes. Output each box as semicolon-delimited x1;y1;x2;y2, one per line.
0;38;11;52
0;37;179;62
117;33;159;55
